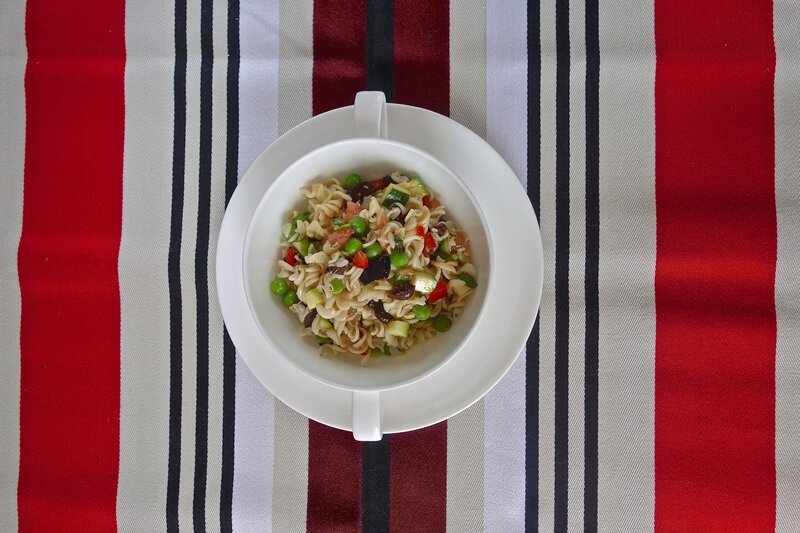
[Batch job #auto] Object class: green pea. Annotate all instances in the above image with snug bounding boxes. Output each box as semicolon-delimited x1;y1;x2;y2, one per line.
432;315;452;332
364;242;382;259
343;237;362;256
413;304;431;321
270;277;289;296
390;249;409;268
330;278;345;295
282;292;300;307
343;173;362;189
349;216;368;237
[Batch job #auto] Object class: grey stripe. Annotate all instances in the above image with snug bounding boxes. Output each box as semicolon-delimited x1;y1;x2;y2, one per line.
567;0;587;528
597;0;656;529
179;0;203;527
774;0;800;530
272;401;310;533
278;0;314;136
117;0;174;530
204;0;231;528
446;2;486;531
449;0;487;138
272;1;314;531
0;1;25;530
537;0;558;528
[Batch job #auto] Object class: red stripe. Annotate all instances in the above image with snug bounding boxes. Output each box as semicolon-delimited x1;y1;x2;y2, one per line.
307;3;366;532
393;0;449;115
17;1;125;531
312;0;367;115
307;422;363;533
654;0;777;530
389;424;448;532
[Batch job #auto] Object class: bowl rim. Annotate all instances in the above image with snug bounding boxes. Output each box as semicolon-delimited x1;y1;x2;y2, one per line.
241;136;495;392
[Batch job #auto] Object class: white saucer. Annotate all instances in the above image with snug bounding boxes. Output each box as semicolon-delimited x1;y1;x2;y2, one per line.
217;104;543;433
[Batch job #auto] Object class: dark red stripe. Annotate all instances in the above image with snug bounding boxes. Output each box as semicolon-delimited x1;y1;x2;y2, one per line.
17;0;125;531
312;0;367;115
389;424;447;532
307;422;363;533
393;0;449;115
389;4;450;531
654;0;777;530
307;3;367;531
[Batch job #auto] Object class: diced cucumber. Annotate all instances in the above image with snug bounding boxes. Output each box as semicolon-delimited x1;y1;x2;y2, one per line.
381;184;411;207
451;281;472;297
292;236;310;256
287;212;311;238
315;335;332;345
413;271;437;294
318;317;333;330
459;272;477;289
305;288;323;309
386;320;410;338
409;177;428;196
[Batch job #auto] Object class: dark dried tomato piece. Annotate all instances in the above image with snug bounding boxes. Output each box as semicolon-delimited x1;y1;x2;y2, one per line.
326;265;346;274
348;181;374;203
368;300;392;323
359;254;391;284
303;308;318;328
389;282;415;300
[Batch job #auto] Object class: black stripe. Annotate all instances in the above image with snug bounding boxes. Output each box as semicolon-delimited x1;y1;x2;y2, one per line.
365;0;394;99
219;0;240;531
553;0;571;529
166;0;187;530
193;0;214;530
583;0;600;528
525;0;542;531
362;436;391;533
362;3;393;532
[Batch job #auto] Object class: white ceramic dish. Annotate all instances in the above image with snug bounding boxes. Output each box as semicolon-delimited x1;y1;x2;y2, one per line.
217;102;542;435
243;138;492;392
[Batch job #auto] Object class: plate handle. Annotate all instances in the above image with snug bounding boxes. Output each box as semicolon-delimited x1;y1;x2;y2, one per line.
353;91;388;139
352;390;382;441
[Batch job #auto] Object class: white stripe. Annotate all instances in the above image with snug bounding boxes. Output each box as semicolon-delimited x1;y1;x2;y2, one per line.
538;0;557;528
447;2;486;531
567;0;586;529
270;1;313;530
484;1;528;531
597;0;656;529
0;2;25;531
231;0;280;530
179;0;202;527
116;1;174;531
204;0;230;528
774;1;800;530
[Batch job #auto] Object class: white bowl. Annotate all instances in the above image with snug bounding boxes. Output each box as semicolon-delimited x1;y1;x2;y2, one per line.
242;138;492;395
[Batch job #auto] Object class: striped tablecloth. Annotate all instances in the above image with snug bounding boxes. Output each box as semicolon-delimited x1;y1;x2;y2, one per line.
1;0;798;531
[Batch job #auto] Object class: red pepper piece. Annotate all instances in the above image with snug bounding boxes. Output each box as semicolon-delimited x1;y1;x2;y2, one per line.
352;250;369;269
285;247;299;266
423;232;437;252
428;276;448;304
